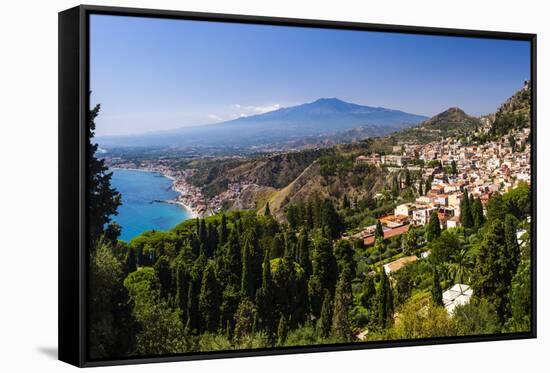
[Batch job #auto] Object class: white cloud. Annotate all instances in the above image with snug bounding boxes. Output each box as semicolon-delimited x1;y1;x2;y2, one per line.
207;113;223;121
253;104;281;113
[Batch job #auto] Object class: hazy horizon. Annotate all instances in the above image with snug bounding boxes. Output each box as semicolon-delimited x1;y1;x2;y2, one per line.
90;14;530;137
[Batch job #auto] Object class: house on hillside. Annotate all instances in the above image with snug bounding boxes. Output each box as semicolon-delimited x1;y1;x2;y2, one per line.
363;224;410;246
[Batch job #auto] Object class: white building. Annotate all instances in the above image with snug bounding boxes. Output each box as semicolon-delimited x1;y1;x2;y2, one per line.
442;284;473;315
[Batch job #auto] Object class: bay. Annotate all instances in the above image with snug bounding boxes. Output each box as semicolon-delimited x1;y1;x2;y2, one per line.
109;169;192;242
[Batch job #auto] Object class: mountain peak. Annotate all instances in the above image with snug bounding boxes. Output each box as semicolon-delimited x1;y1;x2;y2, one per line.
313;97;346;104
423;107;470;126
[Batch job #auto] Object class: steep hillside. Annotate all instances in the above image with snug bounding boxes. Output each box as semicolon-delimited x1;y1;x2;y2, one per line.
490;81;531;136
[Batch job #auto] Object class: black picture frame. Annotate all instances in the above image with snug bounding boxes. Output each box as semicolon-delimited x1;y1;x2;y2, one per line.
58;4;537;368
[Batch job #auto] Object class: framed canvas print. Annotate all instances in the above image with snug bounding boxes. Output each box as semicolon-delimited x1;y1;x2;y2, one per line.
58;5;537;367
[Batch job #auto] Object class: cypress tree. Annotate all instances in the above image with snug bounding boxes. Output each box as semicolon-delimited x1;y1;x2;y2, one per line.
264;202;271;216
486;193;507;222
404;168;412;187
198;219;207;244
418;179;424;196
199;263;220;332
234;299;257;342
474;218;514;321
375;220;384;240
224;229;242;289
377;270;394;328
276;315;288;346
342;194;350;210
426;210;441;241
88;104;122;246
219;214;228;244
471;197;485;228
305;201;314;230
321;199;343;240
332;269;353;342
319;289;333;338
391;175;400;197
297;229;312;279
175;264;189;322
270;234;284;259
154;255;173;300
185;281;199;334
431;267;443;306
312;237;338;294
206;222;218;257
425;178;431;194
504;214;521;290
256;252;275;335
460;190;474;228
126;248;137;274
241;241;255;300
451;160;458;175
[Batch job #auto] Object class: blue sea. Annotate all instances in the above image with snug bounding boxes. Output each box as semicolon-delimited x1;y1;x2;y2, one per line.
110;169;192;242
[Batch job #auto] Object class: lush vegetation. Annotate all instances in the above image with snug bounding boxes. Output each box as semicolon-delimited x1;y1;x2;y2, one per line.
88;105;532;359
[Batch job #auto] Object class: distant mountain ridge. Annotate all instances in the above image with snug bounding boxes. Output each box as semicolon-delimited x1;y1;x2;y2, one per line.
98;98;427;149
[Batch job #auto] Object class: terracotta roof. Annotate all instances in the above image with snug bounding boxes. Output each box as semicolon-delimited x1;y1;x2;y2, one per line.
364;224;410;246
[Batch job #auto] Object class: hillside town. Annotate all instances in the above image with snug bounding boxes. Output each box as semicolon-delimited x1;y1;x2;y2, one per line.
351;126;530;247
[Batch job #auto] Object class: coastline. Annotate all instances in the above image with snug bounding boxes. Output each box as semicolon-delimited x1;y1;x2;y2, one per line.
111;167;201;218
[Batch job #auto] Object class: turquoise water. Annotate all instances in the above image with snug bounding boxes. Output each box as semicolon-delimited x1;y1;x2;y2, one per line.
110;169;192;242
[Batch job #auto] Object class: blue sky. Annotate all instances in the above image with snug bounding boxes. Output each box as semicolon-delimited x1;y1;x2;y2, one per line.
90;14;530;136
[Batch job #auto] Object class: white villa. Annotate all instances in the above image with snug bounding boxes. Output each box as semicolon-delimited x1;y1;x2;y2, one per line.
442;284;473;315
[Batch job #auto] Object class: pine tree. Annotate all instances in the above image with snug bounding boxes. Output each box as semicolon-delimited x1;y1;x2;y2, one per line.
319;289;333;338
88;104;122;246
426;210;442;241
377;270;394;328
431;267;443;306
332;269;353;342
264;202;271;216
199;263;220;332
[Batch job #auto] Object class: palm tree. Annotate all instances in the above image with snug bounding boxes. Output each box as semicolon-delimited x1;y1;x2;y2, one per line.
447;248;474;284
